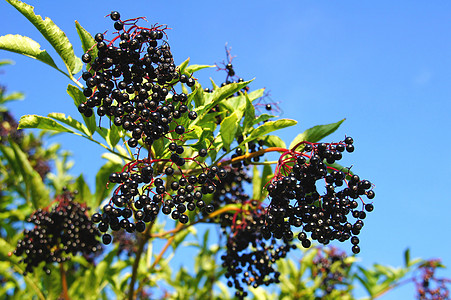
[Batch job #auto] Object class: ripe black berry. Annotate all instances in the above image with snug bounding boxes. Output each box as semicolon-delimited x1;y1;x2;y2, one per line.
102;234;112;245
114;21;124;30
110;11;120;21
82;53;91;63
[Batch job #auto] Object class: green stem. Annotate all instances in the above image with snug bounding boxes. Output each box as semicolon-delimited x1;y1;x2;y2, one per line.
12;265;45;300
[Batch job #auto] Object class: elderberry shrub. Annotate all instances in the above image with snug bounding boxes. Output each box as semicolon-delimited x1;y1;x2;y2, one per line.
13;190;101;275
265;137;375;254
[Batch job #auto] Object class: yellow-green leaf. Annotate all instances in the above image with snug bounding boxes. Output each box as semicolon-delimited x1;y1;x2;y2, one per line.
18;114;73;133
289;119;345;150
6;0;82;74
0;34;59;70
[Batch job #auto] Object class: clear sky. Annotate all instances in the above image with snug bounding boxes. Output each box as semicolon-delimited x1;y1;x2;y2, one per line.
1;1;451;299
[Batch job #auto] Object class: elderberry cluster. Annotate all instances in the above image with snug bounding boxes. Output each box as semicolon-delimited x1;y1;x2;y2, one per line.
221;202;295;299
13;190;101;274
78;11;197;149
264;137;375;254
92;162;227;244
209;165;251;226
312;247;352;297
414;260;450;300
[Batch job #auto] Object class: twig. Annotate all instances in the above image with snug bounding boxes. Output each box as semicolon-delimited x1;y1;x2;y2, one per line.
60;263;70;300
127;220;155;300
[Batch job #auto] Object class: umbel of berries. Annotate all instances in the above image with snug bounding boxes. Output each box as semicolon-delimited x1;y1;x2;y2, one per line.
12;190;101;274
265;137;375;254
78;11;198;150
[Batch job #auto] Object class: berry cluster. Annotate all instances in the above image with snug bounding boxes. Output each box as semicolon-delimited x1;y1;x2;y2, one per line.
264;137;375;254
209;165;251;226
92;158;227;243
312;247;352;297
79;12;230;242
79;11;197;149
12;190;101;274
221;201;295;299
414;259;450;300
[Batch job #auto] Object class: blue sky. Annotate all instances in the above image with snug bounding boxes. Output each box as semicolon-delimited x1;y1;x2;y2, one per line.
1;1;451;299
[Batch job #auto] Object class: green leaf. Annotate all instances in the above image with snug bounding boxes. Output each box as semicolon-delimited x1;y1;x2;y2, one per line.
75;174;93;208
6;0;82;74
190;129;213;152
195;80;252;119
242;119;297;145
18;114;73;133
0;34;59;71
0;59;14;67
95;160;121;207
67;84;96;135
289;119;345;150
48;112;90;136
252;113;275;126
248;88;265;101
243;93;256;131
1;142;50;208
178;57;190;73
2;91;25;103
75;20;97;70
261;164;273;192
252;165;262;200
106;125;121;149
220;112;239;151
262;135;286;149
404;248;410;268
185;64;215;74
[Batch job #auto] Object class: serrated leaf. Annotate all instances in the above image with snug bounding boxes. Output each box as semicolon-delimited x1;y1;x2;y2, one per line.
252;113;275;126
195;80;252;120
242;119;297;145
243;93;256;131
67;84;96;135
185;64;215;74
7;0;82;74
48;112;90;136
6;142;50;208
106;125;120;149
95;160;121;207
289;119;345;150
75;174;93;208
75;20;97;71
18;114;73;133
178;57;190;73
263;135;286;149
252;165;262;200
260;163;273;198
220;112;239;151
0;34;59;70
